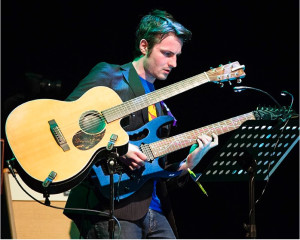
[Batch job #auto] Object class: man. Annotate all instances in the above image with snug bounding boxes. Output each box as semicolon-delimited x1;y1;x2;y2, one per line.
64;9;218;238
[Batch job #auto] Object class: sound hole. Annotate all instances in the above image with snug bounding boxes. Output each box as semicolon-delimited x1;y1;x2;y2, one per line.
79;110;106;134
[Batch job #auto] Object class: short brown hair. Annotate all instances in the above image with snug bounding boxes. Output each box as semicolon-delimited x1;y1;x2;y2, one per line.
134;9;192;58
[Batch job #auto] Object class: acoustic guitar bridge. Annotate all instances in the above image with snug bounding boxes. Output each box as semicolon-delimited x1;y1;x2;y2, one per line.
48;119;70;152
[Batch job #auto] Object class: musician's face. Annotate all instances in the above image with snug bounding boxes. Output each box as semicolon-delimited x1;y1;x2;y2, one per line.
143;33;183;82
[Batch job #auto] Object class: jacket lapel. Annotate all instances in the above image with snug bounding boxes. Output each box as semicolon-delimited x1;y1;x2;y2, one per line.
121;63;148;122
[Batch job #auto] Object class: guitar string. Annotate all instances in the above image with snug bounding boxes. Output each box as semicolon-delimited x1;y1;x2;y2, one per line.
55;65;239;132
59;63;240;135
101;65;240;122
10;75;204;144
150;113;255;157
103;73;210;122
10;65;243;163
164;114;254;153
150;115;250;157
58;73;210;133
25;67;238;143
80;106;250;137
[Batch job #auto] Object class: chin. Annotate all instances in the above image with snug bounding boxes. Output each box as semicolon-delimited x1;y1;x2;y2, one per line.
157;74;168;80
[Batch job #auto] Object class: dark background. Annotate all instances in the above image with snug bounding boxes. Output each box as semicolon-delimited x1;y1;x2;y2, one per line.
1;0;299;238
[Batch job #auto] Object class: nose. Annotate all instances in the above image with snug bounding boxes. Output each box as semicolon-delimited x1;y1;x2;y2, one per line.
168;55;177;68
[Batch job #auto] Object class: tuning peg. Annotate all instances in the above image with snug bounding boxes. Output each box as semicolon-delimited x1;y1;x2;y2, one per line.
237;79;242;83
219;83;224;88
228;81;232;85
218;64;225;70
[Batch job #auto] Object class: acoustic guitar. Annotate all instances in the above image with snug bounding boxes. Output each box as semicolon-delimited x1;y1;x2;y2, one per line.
5;61;245;194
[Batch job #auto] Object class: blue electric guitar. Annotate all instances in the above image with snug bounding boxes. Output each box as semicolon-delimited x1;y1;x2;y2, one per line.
93;107;288;200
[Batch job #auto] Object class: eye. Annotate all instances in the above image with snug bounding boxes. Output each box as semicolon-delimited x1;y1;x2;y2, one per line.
162;51;173;57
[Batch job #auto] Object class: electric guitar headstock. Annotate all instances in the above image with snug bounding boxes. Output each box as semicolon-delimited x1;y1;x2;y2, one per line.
253;106;298;120
206;61;246;87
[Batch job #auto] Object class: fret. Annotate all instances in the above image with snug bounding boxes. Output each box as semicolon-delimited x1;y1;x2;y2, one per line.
215;123;225;134
149;112;255;158
102;73;209;122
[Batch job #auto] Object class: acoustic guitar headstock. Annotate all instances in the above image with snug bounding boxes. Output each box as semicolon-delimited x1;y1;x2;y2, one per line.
206;61;246;87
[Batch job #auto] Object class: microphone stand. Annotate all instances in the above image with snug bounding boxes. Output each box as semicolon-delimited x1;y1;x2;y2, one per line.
105;133;119;239
107;151;119;239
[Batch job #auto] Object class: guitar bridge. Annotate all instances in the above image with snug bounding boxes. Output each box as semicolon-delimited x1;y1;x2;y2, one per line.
140;143;154;162
48;119;70;152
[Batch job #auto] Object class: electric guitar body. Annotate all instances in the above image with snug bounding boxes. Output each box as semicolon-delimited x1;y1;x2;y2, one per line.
92;107;291;200
93;115;179;200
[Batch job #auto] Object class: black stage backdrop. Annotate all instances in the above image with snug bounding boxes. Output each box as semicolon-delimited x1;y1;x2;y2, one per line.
1;0;299;238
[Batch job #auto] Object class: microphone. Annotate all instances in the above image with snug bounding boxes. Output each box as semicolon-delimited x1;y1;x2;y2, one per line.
233;86;282;108
280;90;294;120
281;90;294;106
232;86;250;92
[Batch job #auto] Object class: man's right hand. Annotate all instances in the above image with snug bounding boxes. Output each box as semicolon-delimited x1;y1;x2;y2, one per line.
119;143;148;171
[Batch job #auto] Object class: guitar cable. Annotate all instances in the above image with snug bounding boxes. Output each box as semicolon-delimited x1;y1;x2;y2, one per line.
6;158;122;239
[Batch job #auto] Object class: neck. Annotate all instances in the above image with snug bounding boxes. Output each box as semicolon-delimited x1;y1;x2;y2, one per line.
132;56;156;84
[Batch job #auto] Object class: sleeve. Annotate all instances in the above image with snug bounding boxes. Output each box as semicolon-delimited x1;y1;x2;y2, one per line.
160;158;189;190
65;62;116;101
165;173;190;192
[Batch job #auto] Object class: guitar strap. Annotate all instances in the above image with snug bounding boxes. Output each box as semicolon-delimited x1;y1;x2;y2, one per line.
160;101;177;126
148;104;157;121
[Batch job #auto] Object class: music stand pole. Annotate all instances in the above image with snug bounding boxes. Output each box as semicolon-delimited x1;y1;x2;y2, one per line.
237;150;257;238
245;163;257;238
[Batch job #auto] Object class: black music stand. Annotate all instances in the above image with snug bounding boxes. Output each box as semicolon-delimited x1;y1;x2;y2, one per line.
199;118;299;238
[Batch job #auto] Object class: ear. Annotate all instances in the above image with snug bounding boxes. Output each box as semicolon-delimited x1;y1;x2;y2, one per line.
139;39;149;55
